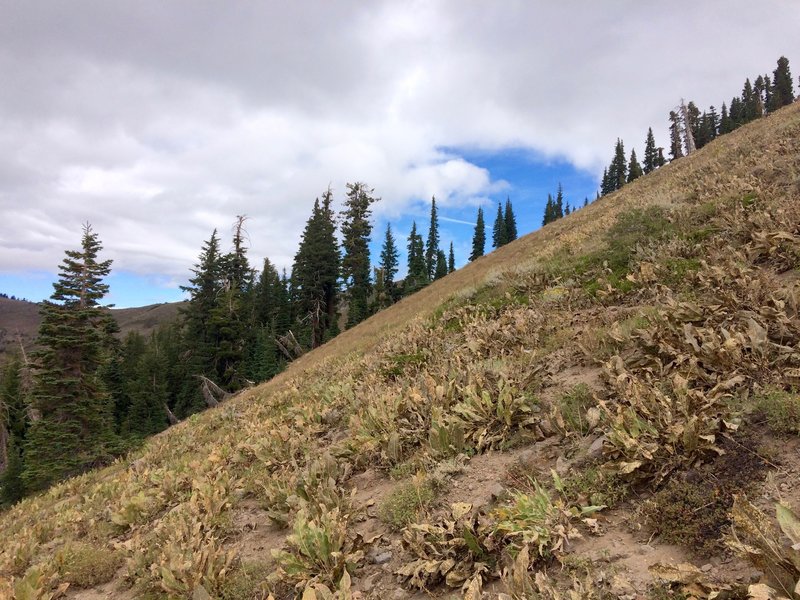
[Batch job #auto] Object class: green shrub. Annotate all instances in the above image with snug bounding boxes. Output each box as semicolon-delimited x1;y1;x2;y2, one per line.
378;476;437;530
218;561;271;600
557;384;595;435
755;389;800;434
55;542;121;588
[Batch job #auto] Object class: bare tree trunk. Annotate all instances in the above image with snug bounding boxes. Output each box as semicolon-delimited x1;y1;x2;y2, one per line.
164;404;179;426
195;375;232;408
276;330;304;361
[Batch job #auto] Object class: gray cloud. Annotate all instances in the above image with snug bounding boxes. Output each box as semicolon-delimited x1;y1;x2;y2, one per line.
1;0;798;278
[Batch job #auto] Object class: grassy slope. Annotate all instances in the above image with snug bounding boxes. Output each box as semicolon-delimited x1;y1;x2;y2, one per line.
2;103;800;600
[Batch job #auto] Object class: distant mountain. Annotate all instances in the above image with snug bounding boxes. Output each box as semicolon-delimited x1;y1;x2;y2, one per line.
0;297;185;359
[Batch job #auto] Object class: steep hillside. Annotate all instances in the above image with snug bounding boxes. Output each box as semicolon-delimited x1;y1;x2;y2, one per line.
2;103;800;600
0;299;184;359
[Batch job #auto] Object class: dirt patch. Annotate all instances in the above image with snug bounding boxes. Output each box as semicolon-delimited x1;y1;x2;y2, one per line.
229;499;288;565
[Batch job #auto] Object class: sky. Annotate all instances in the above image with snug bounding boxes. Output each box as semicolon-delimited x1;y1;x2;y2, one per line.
0;1;798;307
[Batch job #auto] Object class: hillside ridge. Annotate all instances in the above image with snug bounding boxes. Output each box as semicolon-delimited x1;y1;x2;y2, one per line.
1;102;800;599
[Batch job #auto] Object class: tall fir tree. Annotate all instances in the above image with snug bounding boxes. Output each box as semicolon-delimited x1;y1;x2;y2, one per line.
470;207;486;261
379;223;399;304
434;249;448;280
448;242;455;273
643;128;658;174
719;102;732;134
668;111;684;160
608;139;627;191
23;224;118;491
492;202;507;248
1;356;27;506
542;194;554;224
292;190;340;348
424;196;440;281
627;149;643;183
405;221;428;293
554;184;565;219
503;198;518;242
770;56;794;110
341;182;378;328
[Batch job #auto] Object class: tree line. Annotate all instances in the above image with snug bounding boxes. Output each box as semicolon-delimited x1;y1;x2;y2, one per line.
600;55;795;198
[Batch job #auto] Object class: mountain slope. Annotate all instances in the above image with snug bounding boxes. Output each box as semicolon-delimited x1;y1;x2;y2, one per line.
0;299;184;359
2;103;800;599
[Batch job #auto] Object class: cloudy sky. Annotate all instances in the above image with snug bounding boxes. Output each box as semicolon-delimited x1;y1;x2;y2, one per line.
1;1;798;307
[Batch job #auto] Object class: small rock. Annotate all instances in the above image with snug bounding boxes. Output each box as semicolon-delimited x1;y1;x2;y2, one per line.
373;551;393;565
489;483;505;500
555;455;569;475
587;435;607;457
749;569;764;583
700;563;712;573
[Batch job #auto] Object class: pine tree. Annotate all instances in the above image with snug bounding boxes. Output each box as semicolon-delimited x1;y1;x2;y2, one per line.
643;128;658;174
379;223;399;303
564;201;571;216
293;189;341;347
492;202;507;248
121;335;169;439
470;207;486;261
542;194;554;225
1;356;27;505
434;249;448;280
405;221;428;293
655;148;666;167
425;197;440;281
555;184;565;219
719;102;732;134
770;56;794;110
611;139;627;190
600;168;610;196
23;224;118;491
448;242;455;273
668;111;684;160
341;182;378;328
742;79;759;123
627;149;643;183
503;198;518;242
583;197;589;208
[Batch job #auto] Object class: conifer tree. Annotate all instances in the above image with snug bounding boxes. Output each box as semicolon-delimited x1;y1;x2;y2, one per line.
555;184;565;219
470;208;486;261
719;102;732;134
643;128;658;174
655;148;666;168
448;242;455;273
583;197;589;208
503;198;518;242
0;356;26;505
292;190;341;347
23;224;117;491
627;149;643;183
770;56;794;110
341;182;378;329
424;197;440;281
542;194;554;225
379;223;399;303
611;139;627;191
600;168;610;196
742;79;759;122
668;111;684;160
405;221;428;293
492;202;507;248
434;249;448;280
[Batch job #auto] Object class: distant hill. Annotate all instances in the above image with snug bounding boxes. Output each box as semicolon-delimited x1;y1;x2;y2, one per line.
0;297;185;358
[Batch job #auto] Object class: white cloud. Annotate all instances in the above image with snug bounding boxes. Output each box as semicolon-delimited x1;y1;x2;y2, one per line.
0;1;798;280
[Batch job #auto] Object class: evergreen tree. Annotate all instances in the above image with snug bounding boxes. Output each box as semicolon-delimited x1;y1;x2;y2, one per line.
448;242;455;273
542;194;555;225
686;101;702;148
341;182;378;328
470;208;486;261
729;96;744;128
379;223;399;303
121;335;169;438
554;184;565;219
742;79;759;122
719;102;732;134
564;201;571;216
583;197;589;208
643;128;658;174
1;356;27;506
23;224;117;491
503;198;518;242
627;149;643;183
492;202;507;248
770;56;794;110
292;189;341;347
600;168;610;196
668;111;684;160
405;221;428;293
655;148;666;168
611;139;627;191
424;197;440;281
434;249;448;280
